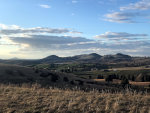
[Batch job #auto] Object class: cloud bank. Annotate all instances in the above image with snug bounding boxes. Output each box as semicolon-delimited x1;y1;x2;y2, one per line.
0;24;150;58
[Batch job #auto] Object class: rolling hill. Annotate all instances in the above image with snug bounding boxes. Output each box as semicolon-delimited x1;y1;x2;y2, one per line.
0;53;136;65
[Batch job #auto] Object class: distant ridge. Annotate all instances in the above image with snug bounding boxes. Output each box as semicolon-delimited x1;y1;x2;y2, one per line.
0;53;137;65
40;53;131;63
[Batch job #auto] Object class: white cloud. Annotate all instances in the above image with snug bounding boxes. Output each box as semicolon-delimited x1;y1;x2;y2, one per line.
0;24;20;29
0;24;82;35
104;12;146;23
104;0;150;23
39;4;51;9
120;0;150;11
94;32;148;40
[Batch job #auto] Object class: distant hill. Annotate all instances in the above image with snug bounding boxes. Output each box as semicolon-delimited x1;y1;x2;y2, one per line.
72;53;102;61
0;53;150;65
41;53;132;63
39;53;102;63
102;53;132;62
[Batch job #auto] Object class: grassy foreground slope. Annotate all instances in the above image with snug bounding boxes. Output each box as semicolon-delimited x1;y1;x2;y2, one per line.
0;84;150;113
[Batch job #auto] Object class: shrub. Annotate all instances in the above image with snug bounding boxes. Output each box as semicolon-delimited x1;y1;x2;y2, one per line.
76;80;84;85
63;77;69;82
40;72;49;78
79;81;84;85
51;75;59;82
89;76;92;79
35;69;39;73
70;80;75;85
131;76;135;81
121;77;129;87
105;75;113;82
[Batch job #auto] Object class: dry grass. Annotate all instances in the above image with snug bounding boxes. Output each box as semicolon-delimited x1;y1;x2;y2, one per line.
0;84;150;113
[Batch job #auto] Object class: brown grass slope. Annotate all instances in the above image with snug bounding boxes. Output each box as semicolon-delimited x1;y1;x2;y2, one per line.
0;63;83;87
0;84;150;113
0;63;127;91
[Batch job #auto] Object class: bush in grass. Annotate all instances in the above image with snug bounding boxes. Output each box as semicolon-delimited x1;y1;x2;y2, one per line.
70;80;75;85
78;80;84;85
35;69;39;73
40;72;49;78
76;80;84;85
105;75;113;82
63;77;69;82
51;75;59;82
89;76;92;79
121;77;129;87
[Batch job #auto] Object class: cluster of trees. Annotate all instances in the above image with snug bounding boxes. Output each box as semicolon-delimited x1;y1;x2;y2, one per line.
96;72;150;87
104;74;129;87
101;73;150;82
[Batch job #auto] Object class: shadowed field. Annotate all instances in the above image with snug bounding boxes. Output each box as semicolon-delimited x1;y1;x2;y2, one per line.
0;84;150;113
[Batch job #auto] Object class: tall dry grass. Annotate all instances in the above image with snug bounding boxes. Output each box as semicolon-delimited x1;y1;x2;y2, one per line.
0;84;150;113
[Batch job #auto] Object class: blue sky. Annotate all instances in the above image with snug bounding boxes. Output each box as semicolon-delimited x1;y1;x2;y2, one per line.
0;0;150;59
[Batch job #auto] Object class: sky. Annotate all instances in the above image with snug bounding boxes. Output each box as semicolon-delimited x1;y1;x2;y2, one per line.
0;0;150;59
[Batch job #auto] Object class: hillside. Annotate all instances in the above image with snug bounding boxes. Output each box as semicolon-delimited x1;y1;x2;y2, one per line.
0;63;81;87
0;63;124;91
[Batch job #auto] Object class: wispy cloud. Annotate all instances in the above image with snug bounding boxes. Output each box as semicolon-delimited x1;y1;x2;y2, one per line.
104;12;146;23
71;13;75;16
120;0;150;11
39;4;51;9
72;0;78;4
94;32;148;40
0;24;82;35
104;0;150;23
